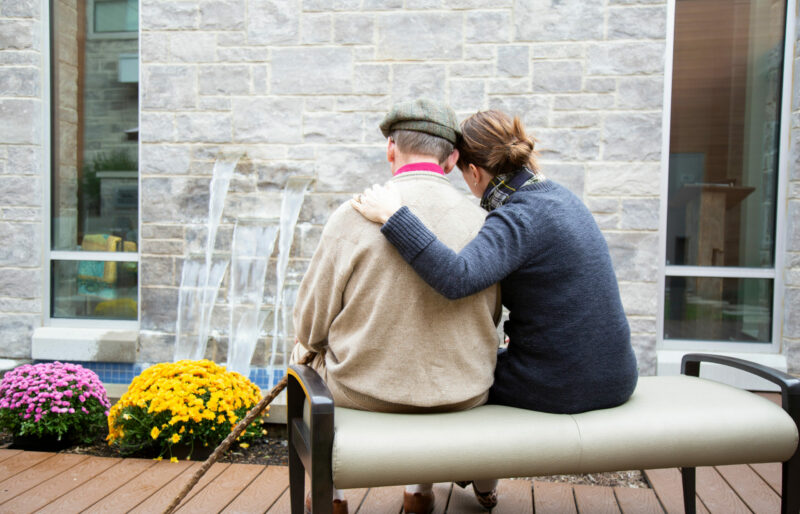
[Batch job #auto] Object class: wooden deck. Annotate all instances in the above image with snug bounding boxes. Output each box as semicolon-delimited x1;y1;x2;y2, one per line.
0;449;783;513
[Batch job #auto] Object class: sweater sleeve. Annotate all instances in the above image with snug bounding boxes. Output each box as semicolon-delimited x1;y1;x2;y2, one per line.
381;204;530;299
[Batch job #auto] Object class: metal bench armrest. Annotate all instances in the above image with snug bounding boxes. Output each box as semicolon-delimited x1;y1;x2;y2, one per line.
287;364;334;514
681;353;800;514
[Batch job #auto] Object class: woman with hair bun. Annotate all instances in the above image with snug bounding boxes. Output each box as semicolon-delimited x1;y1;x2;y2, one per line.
352;109;638;414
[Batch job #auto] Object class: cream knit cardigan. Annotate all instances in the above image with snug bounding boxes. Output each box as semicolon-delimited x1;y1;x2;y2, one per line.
293;171;501;412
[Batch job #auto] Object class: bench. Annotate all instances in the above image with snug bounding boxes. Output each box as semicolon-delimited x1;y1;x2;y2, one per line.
286;353;799;513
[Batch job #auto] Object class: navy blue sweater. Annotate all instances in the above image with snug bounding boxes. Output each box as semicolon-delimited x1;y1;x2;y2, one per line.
381;180;638;414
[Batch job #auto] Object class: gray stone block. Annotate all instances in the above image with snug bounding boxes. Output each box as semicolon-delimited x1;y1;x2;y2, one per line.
0;176;40;205
628;316;656;335
788;200;800;252
631;334;656;375
175;113;233;143
336;95;391;113
618;281;658;317
247;0;299;45
142;66;197;110
532;61;583;93
141;224;185;240
1;0;39;17
334;14;374;45
617;77;663;109
301;14;332;44
391;64;446;103
363;0;403;9
0;222;40;266
405;0;441;8
170;33;217;63
603;113;662;161
140;176;216;224
353;64;391;94
141;239;184;256
253;65;269;94
136;330;176;362
586;197;619;214
304;112;363;143
543;163;585;198
200;0;246;29
450;62;494;78
298;193;352;224
0;314;37;358
553;93;614;111
531;42;584;60
0;207;41;221
514;0;603;41
140;287;179;332
586;163;660;196
487;78;531;94
140;33;170;63
0;20;36;50
497;46;529;77
216;47;270;62
605;232;659;282
0;298;39;313
199;65;252;95
0;99;39;144
0;67;38;97
313;145;387;192
487;95;549;129
141;1;199;30
140;112;175;143
449;79;486;112
271;48;352;94
465;11;511;43
444;0;512;7
593;212;619;230
550;112;602;129
232;97;303;143
0;269;41;298
535;128;601;161
784;287;800;340
6;146;40;175
585;78;617;93
608;6;666;39
620;198;660;230
198;97;232;111
587;42;665;75
377;13;462;60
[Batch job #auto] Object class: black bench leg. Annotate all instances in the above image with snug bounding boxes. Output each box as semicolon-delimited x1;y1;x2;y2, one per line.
681;467;696;514
288;375;307;514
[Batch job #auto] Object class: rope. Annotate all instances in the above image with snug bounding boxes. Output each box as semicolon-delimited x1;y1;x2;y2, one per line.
162;351;317;514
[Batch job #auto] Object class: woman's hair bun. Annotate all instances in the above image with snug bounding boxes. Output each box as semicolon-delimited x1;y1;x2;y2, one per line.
458;110;539;176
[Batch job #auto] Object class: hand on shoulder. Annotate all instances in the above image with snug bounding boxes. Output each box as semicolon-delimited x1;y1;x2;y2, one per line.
350;183;402;224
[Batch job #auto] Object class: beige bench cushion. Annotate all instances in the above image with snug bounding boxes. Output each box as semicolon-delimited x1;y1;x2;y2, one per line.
330;375;798;489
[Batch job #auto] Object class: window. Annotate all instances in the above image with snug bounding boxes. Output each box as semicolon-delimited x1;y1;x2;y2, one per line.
49;0;139;323
662;0;790;348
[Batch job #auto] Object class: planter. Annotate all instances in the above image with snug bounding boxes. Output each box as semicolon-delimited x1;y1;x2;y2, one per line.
11;434;76;452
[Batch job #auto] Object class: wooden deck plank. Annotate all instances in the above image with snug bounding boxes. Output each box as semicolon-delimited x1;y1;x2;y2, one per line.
492;479;532;514
127;461;230;514
750;462;781;494
355;486;404;513
221;466;289;513
0;451;54;478
715;464;780;513
532;481;577;514
445;482;490;513
573;484;621;514
0;453;87;504
0;450;22;464
83;459;194;514
177;463;263;513
344;488;371;513
431;482;453;514
0;455;119;514
36;458;155;513
266;487;291;513
613;486;664;514
644;468;690;514
695;467;749;513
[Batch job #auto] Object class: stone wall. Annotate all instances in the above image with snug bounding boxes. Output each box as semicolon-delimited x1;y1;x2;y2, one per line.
137;0;667;371
785;9;800;371
0;0;44;358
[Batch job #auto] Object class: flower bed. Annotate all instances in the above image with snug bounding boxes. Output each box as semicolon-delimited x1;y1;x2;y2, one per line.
107;359;264;461
0;362;110;447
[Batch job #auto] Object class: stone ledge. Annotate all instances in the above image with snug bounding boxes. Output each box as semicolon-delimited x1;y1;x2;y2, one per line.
31;327;138;363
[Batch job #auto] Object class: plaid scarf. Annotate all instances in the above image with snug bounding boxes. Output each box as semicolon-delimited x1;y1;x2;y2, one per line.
480;167;543;211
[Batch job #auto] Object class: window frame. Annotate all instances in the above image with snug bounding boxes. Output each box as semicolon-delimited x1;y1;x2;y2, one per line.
656;0;796;354
42;0;140;330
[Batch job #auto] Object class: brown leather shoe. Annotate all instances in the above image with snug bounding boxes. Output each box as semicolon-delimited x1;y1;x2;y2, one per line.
403;490;434;513
304;492;349;514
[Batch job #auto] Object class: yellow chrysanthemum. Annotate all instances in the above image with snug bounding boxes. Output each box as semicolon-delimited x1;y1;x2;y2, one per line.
151;427;160;440
171;433;180;444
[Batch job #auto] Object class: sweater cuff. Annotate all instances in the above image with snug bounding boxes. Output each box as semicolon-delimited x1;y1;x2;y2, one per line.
381;206;436;263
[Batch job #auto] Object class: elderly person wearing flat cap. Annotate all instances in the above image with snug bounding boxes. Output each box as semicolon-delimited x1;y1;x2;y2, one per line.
290;99;501;514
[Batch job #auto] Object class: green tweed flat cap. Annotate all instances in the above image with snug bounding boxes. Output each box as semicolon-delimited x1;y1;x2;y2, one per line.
379;99;461;144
